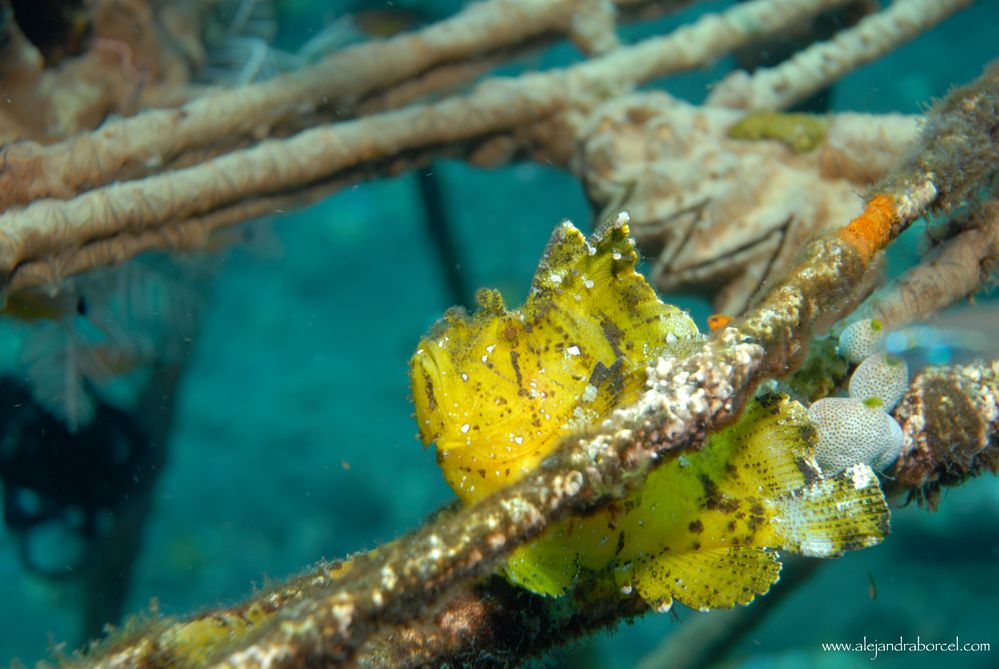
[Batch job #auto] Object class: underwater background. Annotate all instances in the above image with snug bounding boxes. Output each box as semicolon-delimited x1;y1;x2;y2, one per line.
1;1;997;668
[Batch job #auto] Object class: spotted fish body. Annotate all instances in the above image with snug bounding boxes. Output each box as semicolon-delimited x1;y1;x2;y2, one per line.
409;217;889;612
410;216;698;504
505;395;888;610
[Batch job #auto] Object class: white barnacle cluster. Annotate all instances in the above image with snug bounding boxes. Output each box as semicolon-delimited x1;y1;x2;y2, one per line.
809;319;908;476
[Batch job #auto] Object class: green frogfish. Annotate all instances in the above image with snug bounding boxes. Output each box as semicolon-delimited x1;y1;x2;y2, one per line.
409;214;889;612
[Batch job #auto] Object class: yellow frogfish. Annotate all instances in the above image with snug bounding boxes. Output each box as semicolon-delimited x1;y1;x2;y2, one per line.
409;215;889;612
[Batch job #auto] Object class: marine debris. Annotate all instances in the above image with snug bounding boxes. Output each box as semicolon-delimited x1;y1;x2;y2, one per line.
0;0;962;306
61;52;999;659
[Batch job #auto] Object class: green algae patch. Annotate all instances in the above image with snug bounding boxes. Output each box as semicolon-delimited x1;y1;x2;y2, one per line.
729;111;829;153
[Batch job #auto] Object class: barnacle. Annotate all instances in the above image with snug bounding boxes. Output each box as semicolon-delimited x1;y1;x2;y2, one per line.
410;218;889;612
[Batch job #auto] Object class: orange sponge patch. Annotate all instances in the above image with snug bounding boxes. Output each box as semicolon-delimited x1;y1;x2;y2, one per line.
707;314;733;332
837;195;898;260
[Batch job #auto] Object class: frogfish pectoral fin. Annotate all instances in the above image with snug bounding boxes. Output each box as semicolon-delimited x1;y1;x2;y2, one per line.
504;538;580;597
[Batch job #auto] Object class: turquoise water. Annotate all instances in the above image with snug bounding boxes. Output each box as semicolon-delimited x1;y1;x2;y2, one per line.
1;2;997;668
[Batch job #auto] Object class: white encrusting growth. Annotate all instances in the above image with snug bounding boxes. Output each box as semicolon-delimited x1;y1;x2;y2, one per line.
838;318;885;364
878;416;904;470
849;352;908;411
810;319;911;475
849;463;877;490
809;397;903;475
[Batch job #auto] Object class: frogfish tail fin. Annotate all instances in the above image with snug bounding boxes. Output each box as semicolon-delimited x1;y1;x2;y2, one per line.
773;464;890;558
